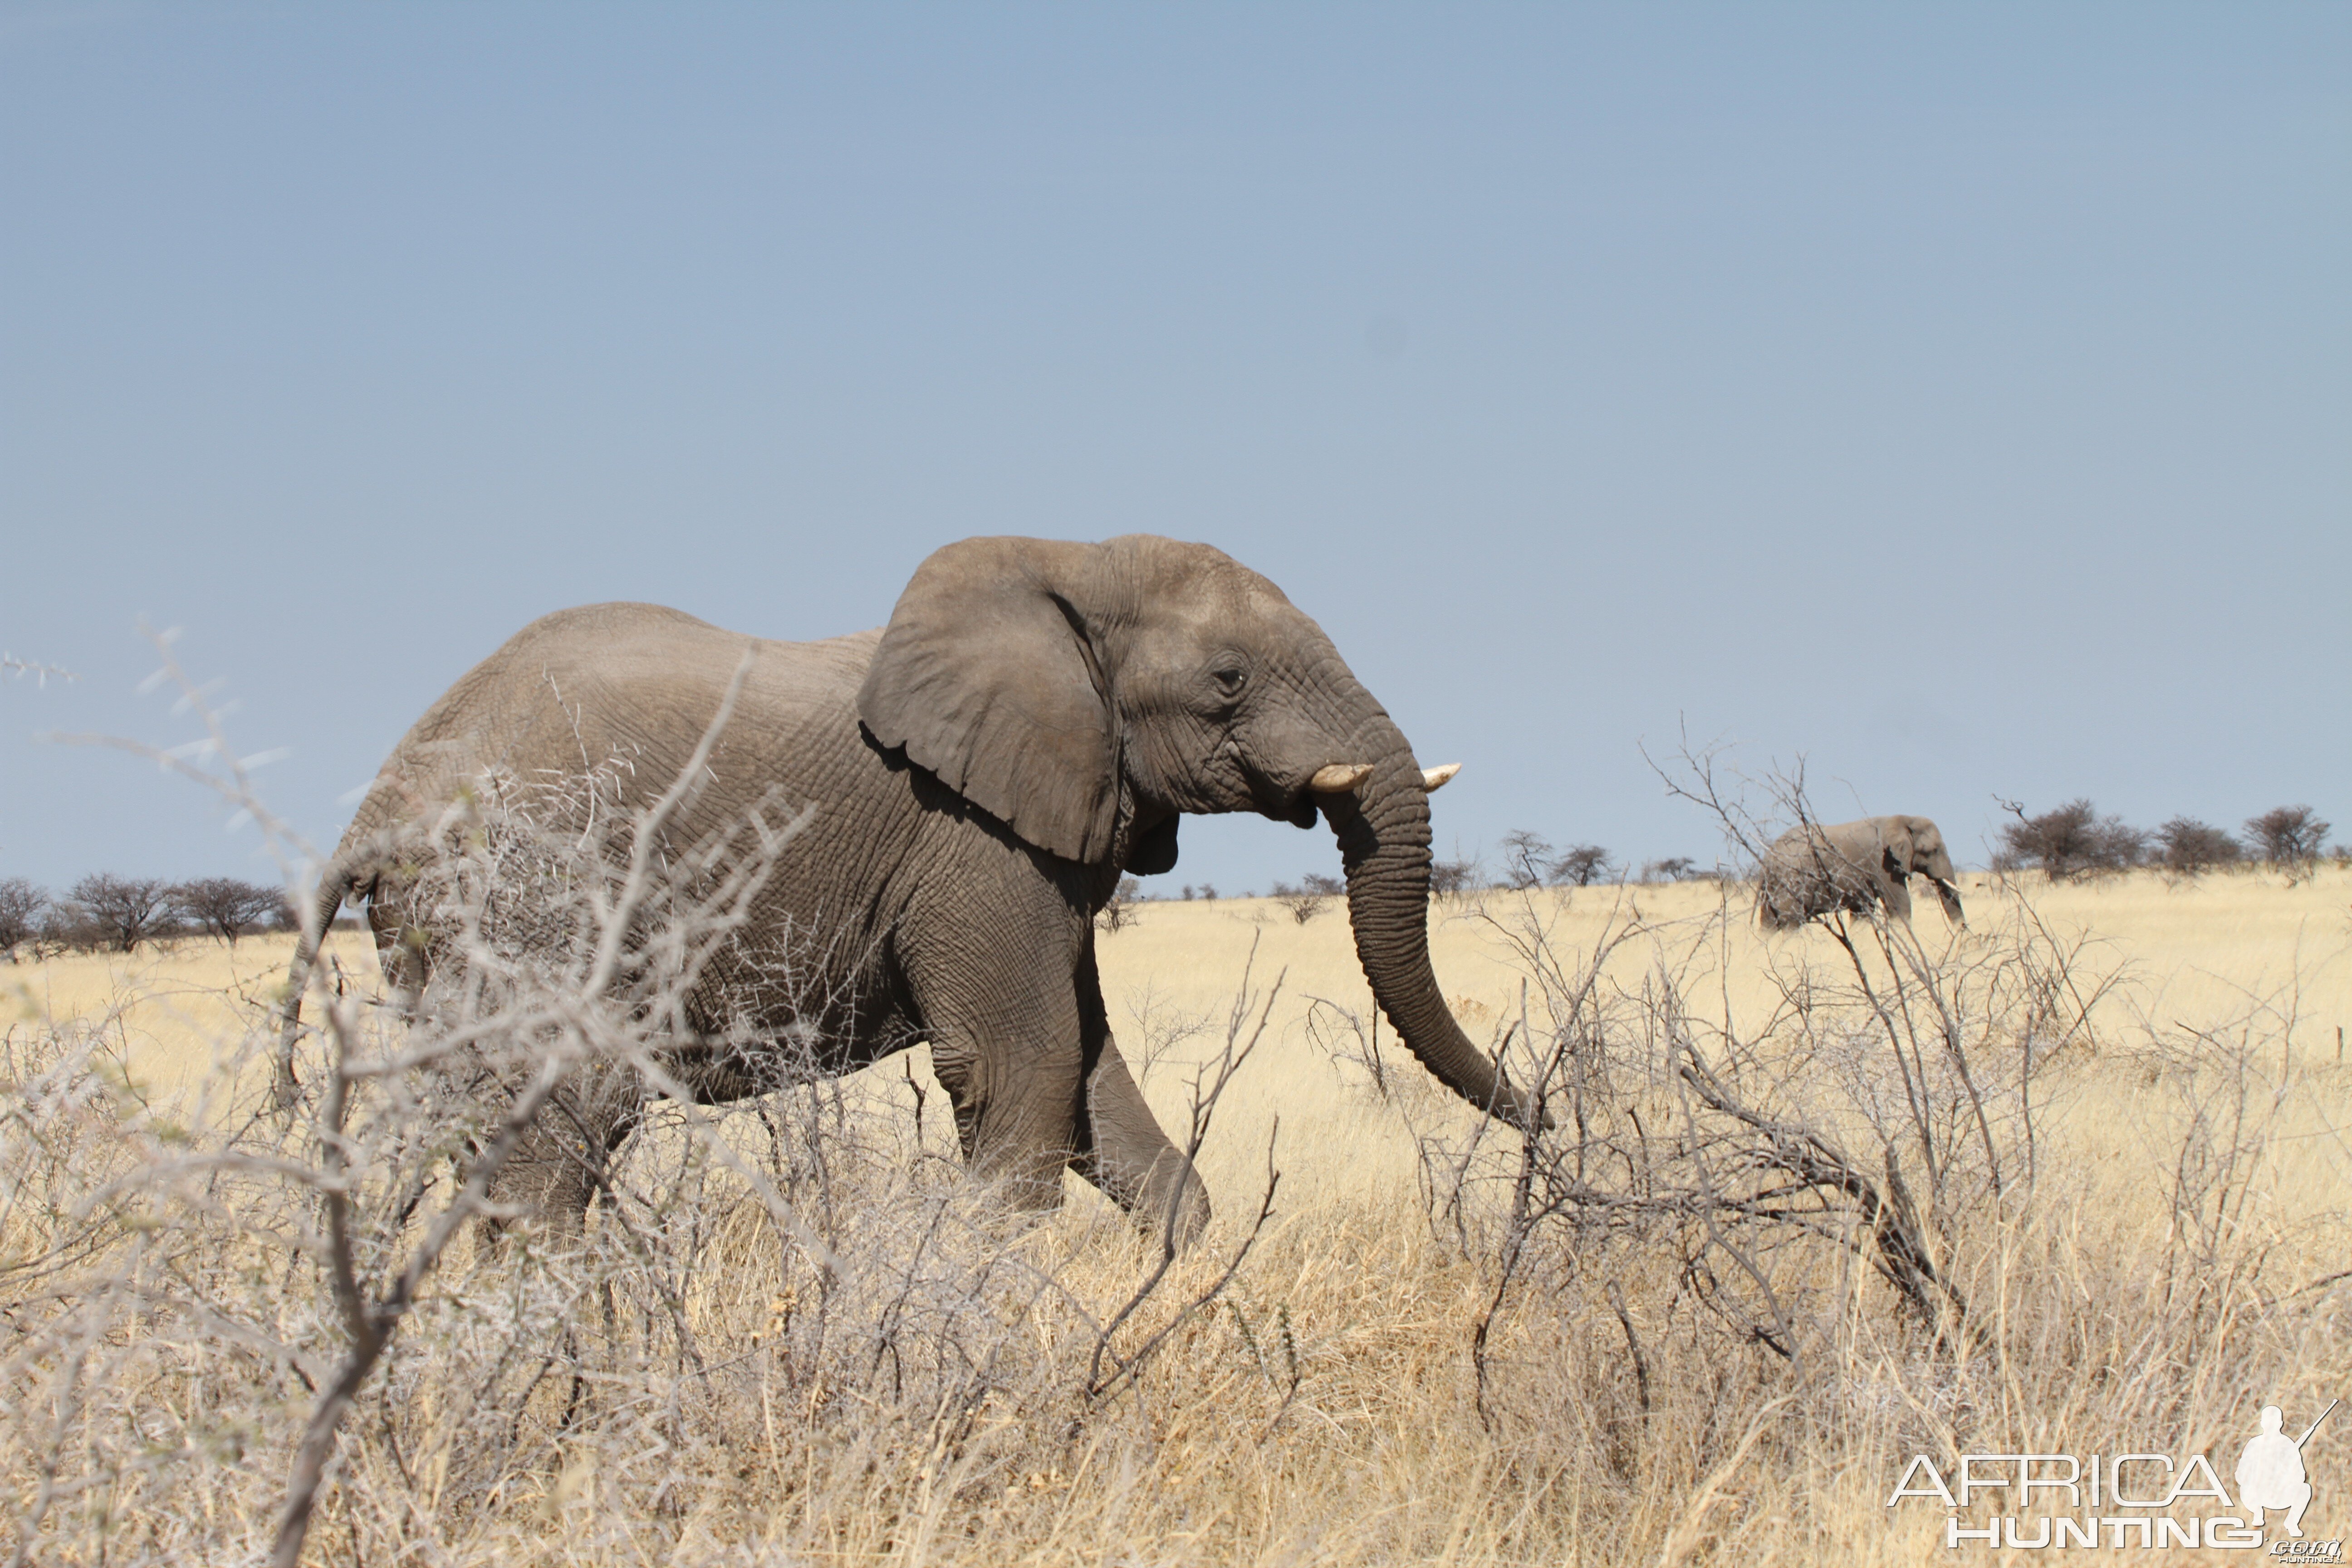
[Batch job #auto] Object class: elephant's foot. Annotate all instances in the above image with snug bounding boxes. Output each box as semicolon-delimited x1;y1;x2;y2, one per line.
1132;1153;1211;1254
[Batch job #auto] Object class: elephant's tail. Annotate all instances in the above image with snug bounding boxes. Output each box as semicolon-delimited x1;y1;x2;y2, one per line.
273;853;373;1111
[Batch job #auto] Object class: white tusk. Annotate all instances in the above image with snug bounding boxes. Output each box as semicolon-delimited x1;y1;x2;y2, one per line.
1308;762;1375;793
1421;762;1461;793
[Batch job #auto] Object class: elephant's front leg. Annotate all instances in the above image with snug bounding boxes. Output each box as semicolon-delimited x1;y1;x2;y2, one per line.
1074;1045;1213;1250
1069;940;1211;1250
908;929;1095;1215
901;887;1208;1244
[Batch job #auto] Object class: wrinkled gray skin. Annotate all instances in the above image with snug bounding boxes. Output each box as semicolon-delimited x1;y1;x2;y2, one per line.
284;535;1534;1248
1756;815;1965;931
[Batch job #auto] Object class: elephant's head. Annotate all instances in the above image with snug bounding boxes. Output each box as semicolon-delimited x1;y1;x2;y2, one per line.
858;534;1538;1128
1883;815;1965;926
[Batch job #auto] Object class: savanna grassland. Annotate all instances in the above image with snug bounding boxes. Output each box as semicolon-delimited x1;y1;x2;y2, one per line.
5;866;2350;1565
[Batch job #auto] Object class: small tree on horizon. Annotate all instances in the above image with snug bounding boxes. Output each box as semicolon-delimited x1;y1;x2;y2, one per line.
1997;799;2143;882
0;877;46;960
174;877;287;948
1271;873;1343;925
2154;817;2243;879
2244;805;2331;884
1550;844;1615;886
1499;830;1553;891
2090;816;2149;873
69;874;179;953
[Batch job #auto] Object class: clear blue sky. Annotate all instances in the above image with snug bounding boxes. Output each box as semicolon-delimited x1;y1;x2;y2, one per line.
3;4;2346;894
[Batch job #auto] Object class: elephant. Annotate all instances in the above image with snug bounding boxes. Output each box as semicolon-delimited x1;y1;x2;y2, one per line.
279;534;1535;1249
1755;814;1965;931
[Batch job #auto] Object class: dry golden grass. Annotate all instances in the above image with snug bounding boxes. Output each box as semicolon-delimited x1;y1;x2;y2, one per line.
5;866;2349;1565
23;865;2348;1136
1094;868;2352;1200
4;930;381;1094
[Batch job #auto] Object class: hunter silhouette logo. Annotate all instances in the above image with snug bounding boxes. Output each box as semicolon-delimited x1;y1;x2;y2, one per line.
2239;1400;2335;1542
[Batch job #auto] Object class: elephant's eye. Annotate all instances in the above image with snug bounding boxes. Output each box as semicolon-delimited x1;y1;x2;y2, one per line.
1211;666;1248;698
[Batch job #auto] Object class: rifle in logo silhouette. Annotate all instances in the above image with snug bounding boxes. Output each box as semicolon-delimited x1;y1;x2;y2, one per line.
2299;1401;2340;1449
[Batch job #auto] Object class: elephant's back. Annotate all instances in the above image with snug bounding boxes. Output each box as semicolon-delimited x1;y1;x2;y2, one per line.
344;604;886;848
452;601;849;693
477;602;875;701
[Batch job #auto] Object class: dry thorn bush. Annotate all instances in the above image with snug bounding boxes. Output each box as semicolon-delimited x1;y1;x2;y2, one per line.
4;645;1294;1567
1352;746;2352;1558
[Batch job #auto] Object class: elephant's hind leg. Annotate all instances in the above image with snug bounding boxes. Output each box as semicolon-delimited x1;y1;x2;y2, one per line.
481;1060;644;1240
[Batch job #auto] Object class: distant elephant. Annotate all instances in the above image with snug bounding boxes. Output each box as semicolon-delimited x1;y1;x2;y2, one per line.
281;535;1529;1248
1756;815;1965;931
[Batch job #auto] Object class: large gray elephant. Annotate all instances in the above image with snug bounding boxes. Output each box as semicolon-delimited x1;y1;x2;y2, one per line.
1756;814;1965;931
281;534;1534;1246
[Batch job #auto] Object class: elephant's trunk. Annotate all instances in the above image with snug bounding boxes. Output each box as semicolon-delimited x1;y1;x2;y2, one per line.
1323;746;1544;1131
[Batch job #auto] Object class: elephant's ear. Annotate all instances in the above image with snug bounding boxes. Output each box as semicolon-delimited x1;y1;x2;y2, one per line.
858;537;1118;864
1881;818;1919;878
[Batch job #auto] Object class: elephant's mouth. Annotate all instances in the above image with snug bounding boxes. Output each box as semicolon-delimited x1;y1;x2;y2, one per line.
1252;768;1334;830
1236;777;1318;830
